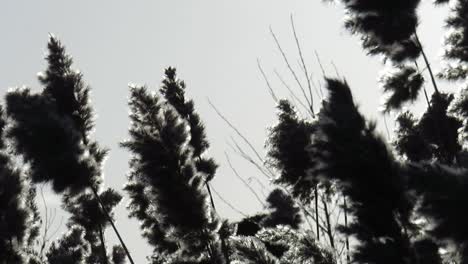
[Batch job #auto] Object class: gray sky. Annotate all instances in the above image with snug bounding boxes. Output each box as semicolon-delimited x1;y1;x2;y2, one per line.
0;1;448;262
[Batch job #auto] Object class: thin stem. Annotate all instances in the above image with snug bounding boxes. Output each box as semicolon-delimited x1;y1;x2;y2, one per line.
205;182;217;212
314;50;327;77
211;186;247;217
299;203;328;234
315;186;320;241
225;152;266;207
383;114;391;140
270;26;314;117
79;123;135;264
196;156;217;213
227;137;273;180
208;99;276;178
344;196;350;264
317;79;325;99
322;196;335;249
274;69;311;114
291;15;315;114
91;186;135;264
257;59;279;103
414;31;440;95
414;61;431;108
98;223;109;264
331;60;341;78
310;73;323;101
39;186;49;258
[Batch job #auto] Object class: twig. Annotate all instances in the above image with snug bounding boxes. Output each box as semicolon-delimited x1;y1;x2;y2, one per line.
414;31;440;94
291;15;315;115
257;59;279;103
208;99;276;178
98;223;109;264
343;196;350;264
225;152;266;207
314;50;327;77
211;186;248;217
247;177;268;192
310;73;323;101
322;195;335;249
331;60;341;78
274;69;310;114
91;186;135;264
383;114;391;140
414;61;431;108
227;138;273;180
314;186;320;241
270;26;314;118
47;216;63;242
316;78;325;99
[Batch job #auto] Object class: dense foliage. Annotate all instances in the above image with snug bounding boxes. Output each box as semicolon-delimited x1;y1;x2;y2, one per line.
3;1;468;264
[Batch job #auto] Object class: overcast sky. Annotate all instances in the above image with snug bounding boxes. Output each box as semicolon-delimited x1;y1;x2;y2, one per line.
0;1;448;262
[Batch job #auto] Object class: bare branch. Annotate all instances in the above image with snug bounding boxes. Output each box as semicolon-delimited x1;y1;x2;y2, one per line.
270;26;314;117
208;98;276;178
211;185;248;217
314;50;327;77
290;15;315;115
274;69;310;115
225;152;266;207
257;58;279;103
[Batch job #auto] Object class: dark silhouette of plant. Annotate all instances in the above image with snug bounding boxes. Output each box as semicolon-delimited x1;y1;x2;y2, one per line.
438;0;468;80
122;82;224;263
45;226;90;264
5;35;133;264
394;93;462;164
379;65;424;111
5;36;102;194
338;0;422;62
266;100;315;201
262;188;302;230
159;67;218;210
0;107;32;264
405;162;468;263
7;1;468;262
62;188;123;264
307;79;416;264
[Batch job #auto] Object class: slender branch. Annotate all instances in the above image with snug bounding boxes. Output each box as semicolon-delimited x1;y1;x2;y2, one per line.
211;186;248;217
291;15;315;114
205;182;217;212
257;59;279;103
331;60;341;78
343;196;350;264
315;186;320;241
383;114;391;140
208;98;276;178
274;69;310;114
414;61;431;108
39;185;54;259
98;223;109;264
79;123;135;264
91;186;135;264
299;202;328;234
196;156;217;213
270;26;314;117
322;195;335;249
225;152;266;207
46;216;63;242
414;31;440;94
310;73;323;101
227;138;273;180
314;50;327;77
247;176;268;193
